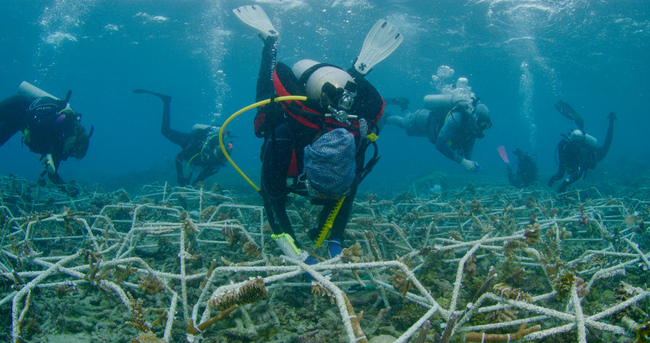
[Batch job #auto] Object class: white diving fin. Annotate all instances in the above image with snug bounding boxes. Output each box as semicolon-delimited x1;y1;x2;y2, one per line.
353;19;403;76
232;5;279;39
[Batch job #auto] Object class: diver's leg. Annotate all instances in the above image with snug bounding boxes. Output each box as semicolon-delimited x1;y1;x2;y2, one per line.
261;123;319;269
596;113;615;162
0;95;31;146
157;96;191;147
133;89;189;146
175;155;189;186
260;123;295;238
133;89;171;102
559;169;582;193
329;187;357;241
385;114;407;129
311;145;365;257
0;122;19;147
320;186;358;258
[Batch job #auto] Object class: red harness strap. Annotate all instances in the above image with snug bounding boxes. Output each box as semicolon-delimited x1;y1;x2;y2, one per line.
272;69;321;130
287;149;299;177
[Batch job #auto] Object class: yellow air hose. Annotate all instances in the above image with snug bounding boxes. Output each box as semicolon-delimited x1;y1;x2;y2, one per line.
218;96;307;193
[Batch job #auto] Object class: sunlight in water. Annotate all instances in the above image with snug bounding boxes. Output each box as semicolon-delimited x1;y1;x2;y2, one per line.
203;1;231;122
519;61;536;149
36;0;96;81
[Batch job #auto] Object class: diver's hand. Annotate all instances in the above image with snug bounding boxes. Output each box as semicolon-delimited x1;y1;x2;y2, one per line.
461;159;481;173
607;112;617;121
43;154;56;175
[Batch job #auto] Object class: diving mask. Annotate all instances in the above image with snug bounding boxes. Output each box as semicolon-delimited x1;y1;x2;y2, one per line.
478;118;492;131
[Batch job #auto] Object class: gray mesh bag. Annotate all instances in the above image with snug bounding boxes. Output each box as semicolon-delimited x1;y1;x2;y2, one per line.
303;128;356;197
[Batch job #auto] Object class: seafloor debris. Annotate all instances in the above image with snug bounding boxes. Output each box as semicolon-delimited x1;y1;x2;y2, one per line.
0;175;649;342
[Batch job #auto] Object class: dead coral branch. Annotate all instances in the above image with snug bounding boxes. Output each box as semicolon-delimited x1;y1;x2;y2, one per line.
464;322;541;342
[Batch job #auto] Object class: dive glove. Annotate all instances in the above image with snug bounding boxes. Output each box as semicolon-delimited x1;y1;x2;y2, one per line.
461;159;481;173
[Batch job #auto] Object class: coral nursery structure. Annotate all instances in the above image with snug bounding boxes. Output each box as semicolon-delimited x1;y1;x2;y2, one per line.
0;175;649;342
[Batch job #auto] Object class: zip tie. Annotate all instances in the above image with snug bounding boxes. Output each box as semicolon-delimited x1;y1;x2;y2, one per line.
507;333;511;343
481;332;486;343
345;315;357;320
353;335;366;342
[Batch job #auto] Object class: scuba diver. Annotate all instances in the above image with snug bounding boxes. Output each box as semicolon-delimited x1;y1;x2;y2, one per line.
384;89;492;173
548;100;616;193
133;89;232;187
0;82;92;185
233;5;401;263
507;148;538;188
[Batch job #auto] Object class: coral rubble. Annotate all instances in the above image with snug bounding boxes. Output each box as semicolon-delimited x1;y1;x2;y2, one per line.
0;175;649;342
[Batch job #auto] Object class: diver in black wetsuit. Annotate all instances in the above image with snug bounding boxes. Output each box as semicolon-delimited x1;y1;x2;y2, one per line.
248;23;384;262
133;90;232;187
0;90;92;185
548;100;616;193
507;148;537;188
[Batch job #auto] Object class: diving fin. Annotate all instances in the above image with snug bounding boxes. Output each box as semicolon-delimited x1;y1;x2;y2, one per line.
232;5;279;40
555;100;584;131
133;89;171;103
353;19;403;76
133;89;162;96
497;146;509;164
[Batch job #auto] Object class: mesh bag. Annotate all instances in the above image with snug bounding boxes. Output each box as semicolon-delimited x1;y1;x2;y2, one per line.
303;128;356;197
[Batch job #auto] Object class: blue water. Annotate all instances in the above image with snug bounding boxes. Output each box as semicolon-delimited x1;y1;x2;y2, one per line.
2;0;649;194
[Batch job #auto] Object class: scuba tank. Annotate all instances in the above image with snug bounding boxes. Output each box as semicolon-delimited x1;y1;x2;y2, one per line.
423;94;453;111
192;123;213;132
18;81;73;105
17;81;60;100
570;130;598;148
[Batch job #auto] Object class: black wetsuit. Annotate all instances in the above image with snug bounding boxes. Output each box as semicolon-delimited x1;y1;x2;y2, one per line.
156;96;229;187
548;115;615;192
255;36;384;245
507;149;537;188
0;94;78;184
